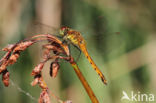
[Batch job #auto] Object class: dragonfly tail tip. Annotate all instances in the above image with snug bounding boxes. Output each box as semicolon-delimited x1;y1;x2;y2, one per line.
102;79;107;85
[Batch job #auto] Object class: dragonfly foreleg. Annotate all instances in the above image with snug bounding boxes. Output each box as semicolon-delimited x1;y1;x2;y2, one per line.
73;45;81;62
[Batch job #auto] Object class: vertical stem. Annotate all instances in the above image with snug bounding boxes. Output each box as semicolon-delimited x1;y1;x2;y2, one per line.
70;59;99;103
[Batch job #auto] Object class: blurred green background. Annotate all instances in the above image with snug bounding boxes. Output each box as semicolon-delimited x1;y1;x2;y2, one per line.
0;0;156;103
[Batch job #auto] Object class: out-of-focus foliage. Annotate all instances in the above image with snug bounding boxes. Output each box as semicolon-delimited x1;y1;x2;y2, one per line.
0;0;156;103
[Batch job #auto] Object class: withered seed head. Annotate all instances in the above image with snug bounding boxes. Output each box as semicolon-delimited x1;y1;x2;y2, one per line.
51;41;70;56
43;49;51;59
43;44;64;55
39;89;51;103
50;62;60;78
13;41;34;53
2;69;10;87
2;44;15;52
0;65;6;74
31;74;42;86
0;34;72;103
8;53;20;65
31;77;40;86
38;77;48;89
31;62;45;76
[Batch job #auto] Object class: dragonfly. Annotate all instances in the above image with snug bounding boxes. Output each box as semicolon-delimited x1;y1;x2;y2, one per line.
59;27;107;85
29;20;122;85
28;22;108;84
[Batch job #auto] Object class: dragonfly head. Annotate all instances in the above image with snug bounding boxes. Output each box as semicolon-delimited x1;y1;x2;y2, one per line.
59;27;70;37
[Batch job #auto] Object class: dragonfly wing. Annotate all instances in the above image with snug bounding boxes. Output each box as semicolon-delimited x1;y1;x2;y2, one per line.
26;21;60;36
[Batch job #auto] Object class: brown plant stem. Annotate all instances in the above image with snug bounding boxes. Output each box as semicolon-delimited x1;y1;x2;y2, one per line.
69;57;99;103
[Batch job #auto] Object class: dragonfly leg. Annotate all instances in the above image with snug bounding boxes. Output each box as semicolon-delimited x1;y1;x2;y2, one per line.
73;45;81;62
62;40;66;44
56;35;62;39
68;44;71;54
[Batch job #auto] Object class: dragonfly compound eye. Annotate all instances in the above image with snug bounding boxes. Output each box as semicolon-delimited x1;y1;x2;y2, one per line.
60;27;69;36
61;27;68;31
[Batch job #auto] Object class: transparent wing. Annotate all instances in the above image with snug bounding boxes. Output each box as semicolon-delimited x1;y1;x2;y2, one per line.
26;21;60;36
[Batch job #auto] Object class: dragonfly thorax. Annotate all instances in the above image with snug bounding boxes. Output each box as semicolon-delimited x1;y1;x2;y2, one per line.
59;27;86;48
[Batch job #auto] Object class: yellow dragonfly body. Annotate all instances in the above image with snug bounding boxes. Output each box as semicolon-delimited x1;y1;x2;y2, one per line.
59;27;107;85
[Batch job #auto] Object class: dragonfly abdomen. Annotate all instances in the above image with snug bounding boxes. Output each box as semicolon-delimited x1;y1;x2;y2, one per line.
87;53;107;84
79;44;107;85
